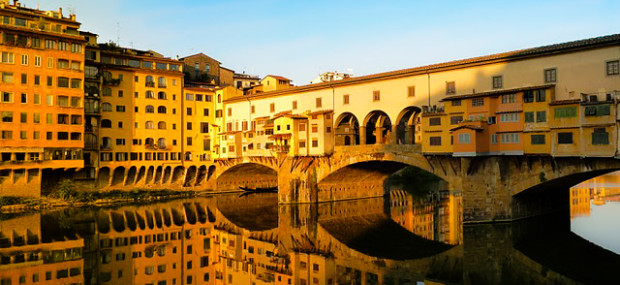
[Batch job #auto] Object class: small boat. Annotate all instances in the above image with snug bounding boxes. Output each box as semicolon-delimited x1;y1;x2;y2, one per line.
239;186;278;193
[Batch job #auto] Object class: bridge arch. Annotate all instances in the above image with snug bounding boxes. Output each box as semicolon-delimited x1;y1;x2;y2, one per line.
362;110;392;145
335;112;360;146
215;162;278;191
395;106;421;145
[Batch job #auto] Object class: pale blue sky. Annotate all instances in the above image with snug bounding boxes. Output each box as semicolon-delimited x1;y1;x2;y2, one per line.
22;0;620;84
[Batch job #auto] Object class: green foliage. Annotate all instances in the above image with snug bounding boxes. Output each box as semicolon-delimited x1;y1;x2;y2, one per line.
54;179;78;201
0;196;27;206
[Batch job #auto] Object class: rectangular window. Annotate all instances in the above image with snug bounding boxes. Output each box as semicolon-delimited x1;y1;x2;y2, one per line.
312;139;319;148
1;92;13;103
585;105;611;116
501;94;516;104
592;128;609;145
20;73;27;84
20;93;27;104
311;124;318;133
450;116;462;125
471;98;484;107
488;116;496;124
343;94;349;104
34;56;41;66
46;95;53;106
204;108;210;116
1;52;14;63
270;103;275;113
315;97;322;108
501;133;520;144
20;112;26;123
116;105;126;112
558;132;573;144
188;108;193;116
554;106;577;118
1;111;13;122
458;133;470;144
531;134;546;145
491;134;498;144
451;100;461;106
446;81;456;95
373;90;380;101
34;75;40;85
492;75;503;89
2;72;13;83
544;68;557;83
524;112;534;123
535;89;546;102
57;77;69;87
536;111;546;123
299;141;306;148
71;78;81;88
607;60;620;75
500;113;519;122
20;54;28;65
429;136;441;146
523;90;534;103
292;101;297;110
429;117;441;126
407;86;415;97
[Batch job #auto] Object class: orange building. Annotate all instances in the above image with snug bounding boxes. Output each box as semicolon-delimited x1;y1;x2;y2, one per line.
0;1;85;196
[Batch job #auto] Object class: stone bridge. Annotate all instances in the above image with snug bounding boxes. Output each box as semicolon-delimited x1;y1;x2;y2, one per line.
211;144;620;221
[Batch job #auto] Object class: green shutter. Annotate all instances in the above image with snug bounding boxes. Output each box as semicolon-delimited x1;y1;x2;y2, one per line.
524;112;534;122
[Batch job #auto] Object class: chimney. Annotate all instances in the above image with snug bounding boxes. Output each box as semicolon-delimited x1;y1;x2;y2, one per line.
58;7;63;18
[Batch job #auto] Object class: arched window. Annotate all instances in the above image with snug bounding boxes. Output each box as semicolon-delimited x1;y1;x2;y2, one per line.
101;119;112;128
146;105;154;113
145;91;155;99
157;138;166;149
102;137;112;148
158;121;166;129
145;121;154;129
157;106;167;114
158;92;167;100
217;94;221;103
145;75;154;87
158;77;166;88
102;103;112;112
145;138;154;147
102;87;112;97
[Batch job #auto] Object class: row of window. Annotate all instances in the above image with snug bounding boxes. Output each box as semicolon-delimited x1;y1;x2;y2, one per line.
100;56;180;71
1;112;82;125
1;31;82;52
0;93;82;107
100;152;183;162
0;72;82;88
2;52;82;71
0;130;81;141
433;129;610;146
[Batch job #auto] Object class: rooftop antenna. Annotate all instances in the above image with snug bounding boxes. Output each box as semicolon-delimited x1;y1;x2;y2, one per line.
116;22;120;45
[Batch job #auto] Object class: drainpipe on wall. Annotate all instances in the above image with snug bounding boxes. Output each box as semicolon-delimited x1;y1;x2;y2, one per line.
427;72;431;107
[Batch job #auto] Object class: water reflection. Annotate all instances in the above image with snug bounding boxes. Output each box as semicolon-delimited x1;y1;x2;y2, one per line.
0;180;619;284
571;170;620;255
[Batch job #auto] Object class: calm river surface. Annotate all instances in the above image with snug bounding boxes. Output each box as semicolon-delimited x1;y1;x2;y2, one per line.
0;172;619;285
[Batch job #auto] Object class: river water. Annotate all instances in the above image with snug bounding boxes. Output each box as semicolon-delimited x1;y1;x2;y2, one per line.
0;172;618;284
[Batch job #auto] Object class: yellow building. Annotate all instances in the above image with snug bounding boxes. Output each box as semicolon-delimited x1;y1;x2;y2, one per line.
0;1;85;196
94;43;184;187
182;86;217;164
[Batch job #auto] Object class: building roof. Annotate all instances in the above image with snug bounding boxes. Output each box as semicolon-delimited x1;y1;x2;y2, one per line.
440;84;555;101
264;75;292;81
549;99;582;106
179;53;221;64
308;109;334;116
450;125;484;132
226;33;620;103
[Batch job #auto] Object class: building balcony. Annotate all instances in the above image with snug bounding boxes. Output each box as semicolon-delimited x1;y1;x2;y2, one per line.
103;78;121;86
272;145;290;153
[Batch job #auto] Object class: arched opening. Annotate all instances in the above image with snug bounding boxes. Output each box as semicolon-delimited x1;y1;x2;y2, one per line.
184;166;197;187
101;102;112;112
162;166;172;184
124;211;137;231
145;91;154;99
363;111;392;145
111;212;125;232
157;106;167;114
145;121;154;129
157;121;166;129
157;91;166;99
157;138;166;149
101;119;112;128
157;77;166;88
172;166;185;184
111;167;125;186
97;167;111;188
136;166;146;183
154;166;163;184
395;106;421;144
216;163;277;191
154;209;163;228
335;112;360;146
145;138;154;148
162;209;172;227
195;166;207;186
101;137;112;150
145;166;154;184
207;165;216;181
125;166;137;185
318;161;445;202
145;105;154;113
